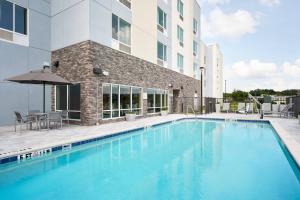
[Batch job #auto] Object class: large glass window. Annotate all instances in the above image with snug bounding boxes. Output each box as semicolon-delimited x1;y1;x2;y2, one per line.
177;25;184;47
120;86;130;116
0;0;13;31
193;40;198;56
56;84;81;120
177;53;184;73
157;41;167;61
15;4;27;34
193;63;199;79
119;18;131;45
112;85;119;118
132;87;141;115
112;14;131;46
103;84;111;119
147;89;168;113
147;89;155;113
102;84;142;119
193;18;198;34
177;0;184;17
157;7;167;29
56;85;67;111
112;14;118;40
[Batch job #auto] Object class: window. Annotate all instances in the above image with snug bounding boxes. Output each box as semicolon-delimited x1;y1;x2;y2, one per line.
0;0;13;31
0;1;27;35
56;84;81;120
177;0;183;19
157;7;167;29
177;25;184;47
193;41;198;56
15;4;27;34
157;41;167;62
118;0;131;9
112;14;131;46
112;85;119;118
120;85;130;116
193;18;198;34
193;63;199;79
147;89;168;113
102;84;142;119
177;53;184;73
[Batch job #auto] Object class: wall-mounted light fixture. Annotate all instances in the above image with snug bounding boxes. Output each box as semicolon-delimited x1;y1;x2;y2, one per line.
93;67;109;76
52;61;59;69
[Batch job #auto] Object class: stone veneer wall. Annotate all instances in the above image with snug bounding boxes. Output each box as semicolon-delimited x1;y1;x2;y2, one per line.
52;40;201;125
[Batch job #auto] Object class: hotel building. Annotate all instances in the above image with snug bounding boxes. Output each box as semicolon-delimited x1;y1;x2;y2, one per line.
0;0;222;125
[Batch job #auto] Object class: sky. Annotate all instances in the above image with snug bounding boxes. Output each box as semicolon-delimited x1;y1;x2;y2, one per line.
198;0;300;92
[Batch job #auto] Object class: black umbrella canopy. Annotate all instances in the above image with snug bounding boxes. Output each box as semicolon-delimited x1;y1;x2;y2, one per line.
6;69;72;113
6;69;72;85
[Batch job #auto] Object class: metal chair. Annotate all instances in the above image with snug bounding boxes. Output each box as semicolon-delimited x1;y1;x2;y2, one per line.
61;110;70;126
47;111;62;129
28;110;40;115
14;112;36;132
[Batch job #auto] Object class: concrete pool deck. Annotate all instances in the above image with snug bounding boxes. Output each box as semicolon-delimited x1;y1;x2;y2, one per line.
0;113;299;166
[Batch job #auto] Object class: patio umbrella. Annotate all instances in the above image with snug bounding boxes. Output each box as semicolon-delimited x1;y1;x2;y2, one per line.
6;69;72;113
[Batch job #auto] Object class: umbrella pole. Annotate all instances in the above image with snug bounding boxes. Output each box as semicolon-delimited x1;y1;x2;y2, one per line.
43;82;45;113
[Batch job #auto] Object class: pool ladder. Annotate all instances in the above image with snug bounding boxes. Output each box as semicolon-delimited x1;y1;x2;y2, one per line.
186;105;196;117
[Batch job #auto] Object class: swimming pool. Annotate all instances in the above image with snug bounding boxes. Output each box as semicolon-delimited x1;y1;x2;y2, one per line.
0;119;300;199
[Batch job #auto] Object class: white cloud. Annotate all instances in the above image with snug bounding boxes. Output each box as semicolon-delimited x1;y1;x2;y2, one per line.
259;0;280;7
225;59;300;91
283;59;300;77
202;8;260;38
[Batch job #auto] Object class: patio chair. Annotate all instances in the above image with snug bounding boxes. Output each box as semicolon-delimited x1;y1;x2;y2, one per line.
279;103;294;118
262;103;272;115
47;111;62;129
272;104;280;115
28;110;40;115
222;103;230;113
246;103;254;114
237;103;246;114
61;110;70;126
14;112;36;132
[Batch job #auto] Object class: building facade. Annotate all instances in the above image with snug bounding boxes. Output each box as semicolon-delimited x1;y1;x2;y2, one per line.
0;0;51;125
204;43;223;99
0;0;222;125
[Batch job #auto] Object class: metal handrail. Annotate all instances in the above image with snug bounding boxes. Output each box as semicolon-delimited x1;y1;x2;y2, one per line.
248;93;261;106
186;105;196;117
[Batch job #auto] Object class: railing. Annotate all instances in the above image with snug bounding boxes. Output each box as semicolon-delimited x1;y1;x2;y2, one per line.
186;105;196;117
248;93;261;106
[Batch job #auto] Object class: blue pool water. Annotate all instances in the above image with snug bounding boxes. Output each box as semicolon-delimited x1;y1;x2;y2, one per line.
0;120;300;199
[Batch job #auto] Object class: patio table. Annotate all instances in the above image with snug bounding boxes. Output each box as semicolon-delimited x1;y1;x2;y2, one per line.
28;113;48;130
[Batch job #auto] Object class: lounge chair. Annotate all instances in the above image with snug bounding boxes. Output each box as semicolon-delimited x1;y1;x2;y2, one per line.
279;104;294;118
14;112;36;132
271;104;280;115
237;103;246;113
246;103;254;113
47;111;62;129
262;103;272;115
222;103;230;113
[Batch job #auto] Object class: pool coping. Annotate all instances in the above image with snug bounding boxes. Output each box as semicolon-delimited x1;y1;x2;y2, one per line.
0;116;299;169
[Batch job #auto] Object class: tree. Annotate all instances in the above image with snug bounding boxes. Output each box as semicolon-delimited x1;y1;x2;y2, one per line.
231;90;248;102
